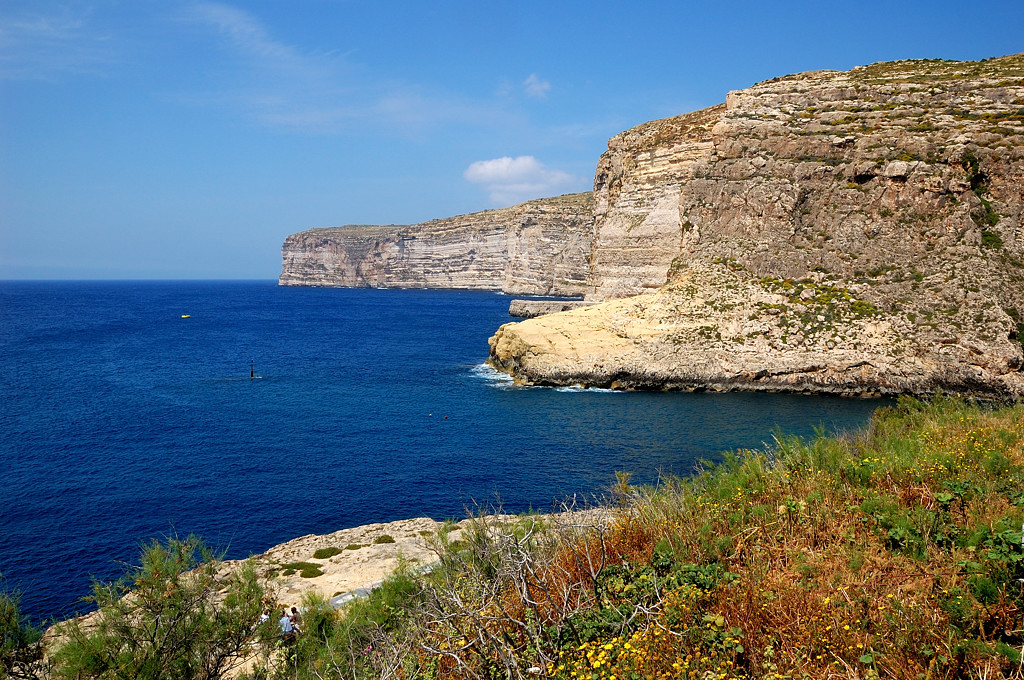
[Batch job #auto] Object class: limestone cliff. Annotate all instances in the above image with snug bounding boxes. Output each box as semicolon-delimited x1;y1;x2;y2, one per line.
490;54;1024;397
279;193;593;296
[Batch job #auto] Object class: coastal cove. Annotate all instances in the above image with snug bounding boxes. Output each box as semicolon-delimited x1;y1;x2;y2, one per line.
0;281;884;622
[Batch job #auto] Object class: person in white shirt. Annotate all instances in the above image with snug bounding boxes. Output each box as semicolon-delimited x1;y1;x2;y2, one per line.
278;610;294;638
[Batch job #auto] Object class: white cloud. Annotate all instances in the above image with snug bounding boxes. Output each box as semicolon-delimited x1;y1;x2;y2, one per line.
522;73;550;98
0;6;115;80
464;156;583;206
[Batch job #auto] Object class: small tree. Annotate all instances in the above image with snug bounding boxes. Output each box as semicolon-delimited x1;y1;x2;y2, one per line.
52;536;276;680
1;584;44;680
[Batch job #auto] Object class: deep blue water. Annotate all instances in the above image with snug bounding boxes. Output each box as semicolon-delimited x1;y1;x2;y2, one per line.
0;281;885;621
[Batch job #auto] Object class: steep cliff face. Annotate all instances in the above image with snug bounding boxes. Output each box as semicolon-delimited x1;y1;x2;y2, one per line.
280;193;593;296
490;54;1024;397
588;104;724;299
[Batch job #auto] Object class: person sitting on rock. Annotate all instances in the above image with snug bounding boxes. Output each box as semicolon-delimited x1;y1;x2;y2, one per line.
289;606;303;634
279;609;295;641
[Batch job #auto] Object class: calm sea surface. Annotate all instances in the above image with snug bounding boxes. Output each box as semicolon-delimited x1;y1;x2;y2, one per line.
0;281;885;621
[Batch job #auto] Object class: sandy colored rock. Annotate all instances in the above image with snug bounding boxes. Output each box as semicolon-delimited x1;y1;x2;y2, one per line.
490;261;1024;396
279;53;1024;397
223;517;453;607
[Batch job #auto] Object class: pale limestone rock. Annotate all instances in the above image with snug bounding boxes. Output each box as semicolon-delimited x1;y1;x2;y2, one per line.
489;262;1024;397
279;54;1024;397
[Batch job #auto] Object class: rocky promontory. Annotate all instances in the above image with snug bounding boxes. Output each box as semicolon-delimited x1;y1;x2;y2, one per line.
490;54;1024;397
280;54;1024;397
279;193;593;297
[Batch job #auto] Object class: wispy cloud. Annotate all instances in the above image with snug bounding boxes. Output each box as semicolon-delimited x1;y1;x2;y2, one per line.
522;74;550;98
181;2;510;135
0;6;115;80
179;2;351;131
464;155;583;206
188;3;311;73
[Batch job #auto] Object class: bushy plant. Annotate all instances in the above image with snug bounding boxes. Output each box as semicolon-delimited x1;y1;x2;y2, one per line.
278;562;323;578
51;536;276;680
312;547;343;560
1;585;44;680
276;564;423;680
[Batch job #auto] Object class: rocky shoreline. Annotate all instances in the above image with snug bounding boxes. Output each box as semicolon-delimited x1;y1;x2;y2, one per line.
507;298;594;318
486;264;1024;399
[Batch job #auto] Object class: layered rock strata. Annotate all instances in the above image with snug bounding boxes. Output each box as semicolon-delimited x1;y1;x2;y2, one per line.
587;104;725;299
279;193;593;296
490;54;1024;397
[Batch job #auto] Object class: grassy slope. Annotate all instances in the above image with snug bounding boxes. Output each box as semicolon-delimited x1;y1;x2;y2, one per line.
301;396;1024;680
592;396;1024;679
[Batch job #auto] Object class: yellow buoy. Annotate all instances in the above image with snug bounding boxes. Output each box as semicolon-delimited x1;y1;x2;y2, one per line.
181;314;190;318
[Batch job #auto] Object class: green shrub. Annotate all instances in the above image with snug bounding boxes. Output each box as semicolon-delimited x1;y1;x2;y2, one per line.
283;564;423;679
312;546;344;559
280;561;324;578
1;586;44;679
51;536;275;680
981;228;1003;248
373;535;395;544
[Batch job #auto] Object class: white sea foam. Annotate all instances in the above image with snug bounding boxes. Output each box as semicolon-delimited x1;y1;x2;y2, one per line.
554;385;618;393
470;363;517;388
469;364;620;393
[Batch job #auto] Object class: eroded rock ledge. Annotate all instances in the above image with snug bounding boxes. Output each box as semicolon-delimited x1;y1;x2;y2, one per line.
508;299;594;318
488;262;1024;397
490;55;1024;397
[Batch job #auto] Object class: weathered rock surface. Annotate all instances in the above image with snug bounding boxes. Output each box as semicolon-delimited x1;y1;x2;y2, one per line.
588;104;725;299
490;54;1024;397
232;517;447;608
508;299;595;318
279;193;593;296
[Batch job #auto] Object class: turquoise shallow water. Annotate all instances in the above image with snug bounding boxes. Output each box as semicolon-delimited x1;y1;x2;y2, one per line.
0;281;885;621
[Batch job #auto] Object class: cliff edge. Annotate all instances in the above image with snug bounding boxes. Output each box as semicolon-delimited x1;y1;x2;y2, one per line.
279;193;593;296
490;54;1024;397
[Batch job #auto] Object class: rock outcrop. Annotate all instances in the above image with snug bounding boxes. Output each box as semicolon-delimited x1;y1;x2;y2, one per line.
490;54;1024;397
279;193;593;296
508;299;595;318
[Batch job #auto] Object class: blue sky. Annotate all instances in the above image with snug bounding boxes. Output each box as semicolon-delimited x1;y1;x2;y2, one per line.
1;1;1022;279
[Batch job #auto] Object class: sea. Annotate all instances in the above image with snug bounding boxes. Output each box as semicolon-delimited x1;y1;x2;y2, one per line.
0;281;886;622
